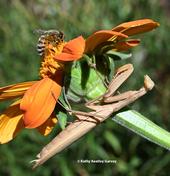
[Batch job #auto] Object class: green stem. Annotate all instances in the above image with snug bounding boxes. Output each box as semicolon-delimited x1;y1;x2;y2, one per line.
114;110;170;150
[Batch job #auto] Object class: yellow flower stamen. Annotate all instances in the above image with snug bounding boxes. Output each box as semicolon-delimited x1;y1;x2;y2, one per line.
39;38;66;79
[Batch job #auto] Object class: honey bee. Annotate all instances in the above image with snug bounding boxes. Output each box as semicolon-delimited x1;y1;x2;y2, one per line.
34;29;64;56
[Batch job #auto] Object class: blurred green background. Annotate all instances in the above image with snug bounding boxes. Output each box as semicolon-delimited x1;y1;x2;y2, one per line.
0;0;170;175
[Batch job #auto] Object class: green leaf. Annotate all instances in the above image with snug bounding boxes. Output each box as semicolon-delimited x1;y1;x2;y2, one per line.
104;131;122;154
57;111;68;129
113;110;170;150
103;55;115;82
66;60;107;102
65;62;86;98
106;51;132;60
85;68;106;99
58;90;70;109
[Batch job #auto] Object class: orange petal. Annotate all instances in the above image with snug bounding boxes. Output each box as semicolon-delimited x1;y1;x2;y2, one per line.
85;30;128;53
37;113;57;136
114;39;140;51
0;81;36;102
0;99;24;144
20;78;62;128
112;19;159;36
54;36;85;61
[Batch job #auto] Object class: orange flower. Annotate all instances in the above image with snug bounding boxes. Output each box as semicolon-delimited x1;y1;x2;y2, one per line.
0;35;85;144
54;36;85;61
0;19;159;144
85;19;159;53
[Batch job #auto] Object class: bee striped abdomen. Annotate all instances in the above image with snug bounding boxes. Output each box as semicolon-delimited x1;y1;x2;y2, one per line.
37;35;46;56
35;29;64;57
